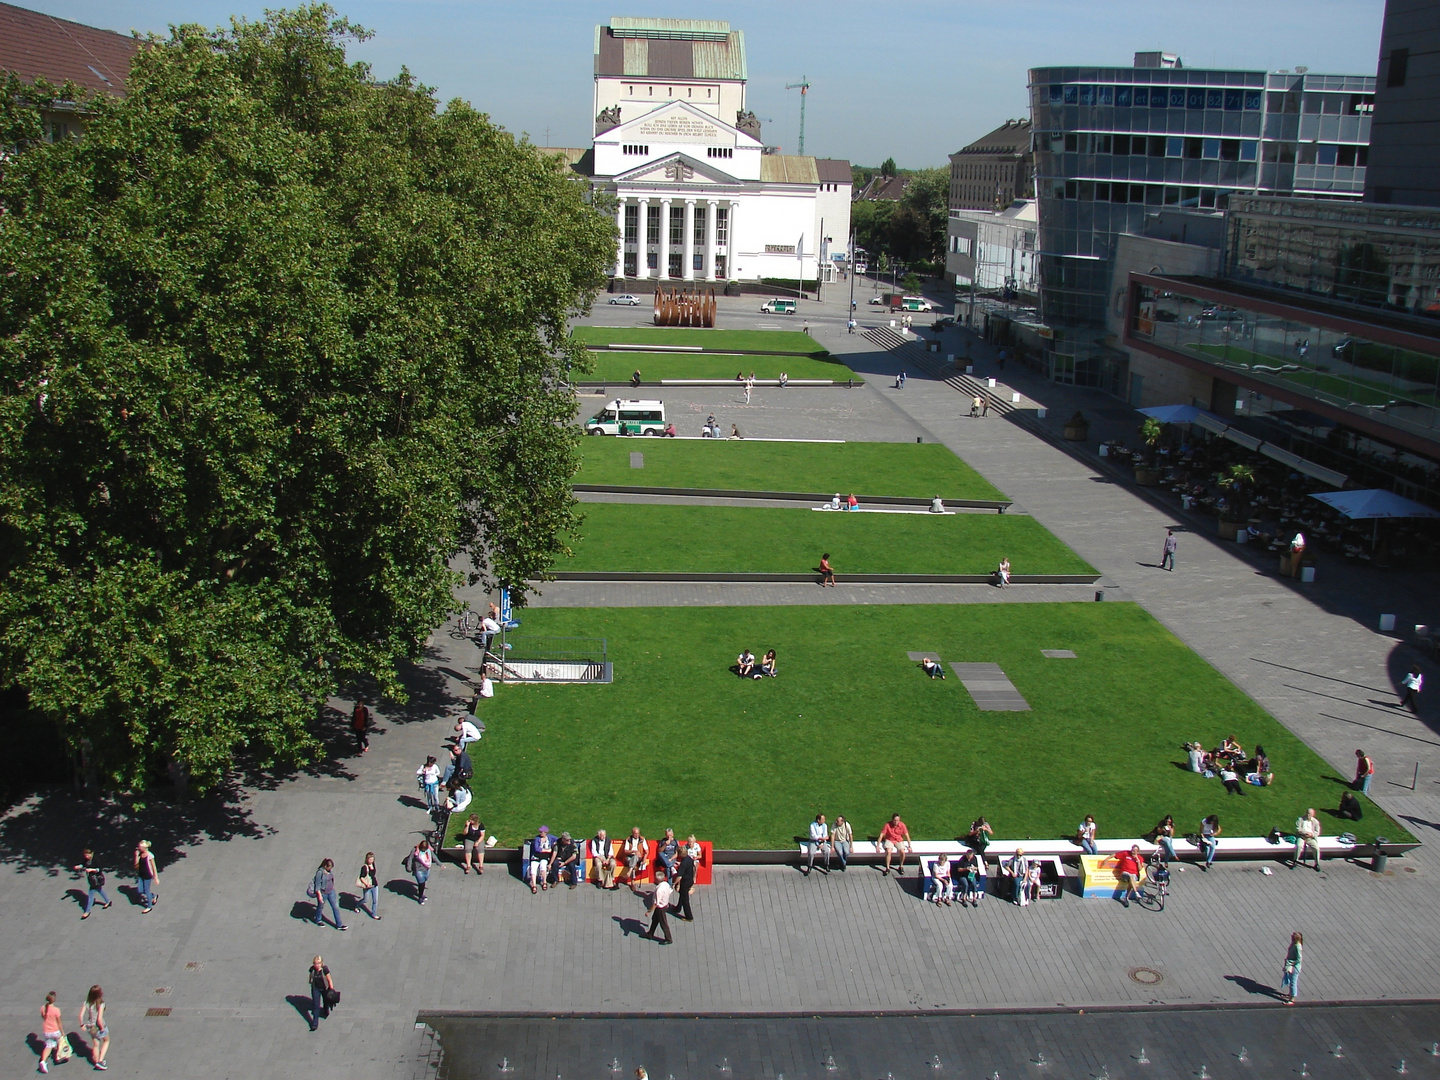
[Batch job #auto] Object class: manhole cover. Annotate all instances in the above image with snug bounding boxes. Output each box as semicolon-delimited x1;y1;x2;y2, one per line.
1405;867;1417;873
153;986;171;996
145;1007;172;1017
1128;967;1164;986
185;962;204;971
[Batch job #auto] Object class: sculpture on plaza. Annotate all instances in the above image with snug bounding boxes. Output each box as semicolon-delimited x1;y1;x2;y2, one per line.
653;286;717;327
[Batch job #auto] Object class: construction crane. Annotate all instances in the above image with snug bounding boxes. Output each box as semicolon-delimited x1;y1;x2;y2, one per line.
785;75;811;155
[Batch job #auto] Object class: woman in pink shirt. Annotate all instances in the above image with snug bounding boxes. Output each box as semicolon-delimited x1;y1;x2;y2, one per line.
38;990;63;1072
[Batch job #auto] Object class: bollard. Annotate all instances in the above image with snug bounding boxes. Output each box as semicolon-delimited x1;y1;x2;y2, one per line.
1094;590;1105;602
1372;837;1389;873
916;437;923;444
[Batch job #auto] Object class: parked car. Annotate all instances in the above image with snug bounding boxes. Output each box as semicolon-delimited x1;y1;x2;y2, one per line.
760;298;797;314
1333;338;1354;358
868;296;887;305
608;294;641;306
930;316;956;331
900;296;935;312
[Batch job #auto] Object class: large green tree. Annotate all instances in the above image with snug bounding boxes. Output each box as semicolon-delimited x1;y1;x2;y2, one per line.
0;7;614;790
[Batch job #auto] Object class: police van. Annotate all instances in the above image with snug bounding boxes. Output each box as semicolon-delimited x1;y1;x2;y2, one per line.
584;399;670;436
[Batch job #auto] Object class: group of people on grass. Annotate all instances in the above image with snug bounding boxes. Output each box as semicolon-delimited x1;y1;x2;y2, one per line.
1185;734;1274;792
735;648;778;679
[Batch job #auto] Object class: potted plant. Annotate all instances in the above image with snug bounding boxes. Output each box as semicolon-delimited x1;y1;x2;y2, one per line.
1214;463;1255;539
1134;417;1164;485
1063;410;1090;442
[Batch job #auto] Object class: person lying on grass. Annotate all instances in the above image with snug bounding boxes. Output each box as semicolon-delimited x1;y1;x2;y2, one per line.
921;657;945;679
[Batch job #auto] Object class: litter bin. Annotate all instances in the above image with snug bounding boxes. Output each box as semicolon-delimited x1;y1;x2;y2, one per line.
1094;590;1105;602
1372;837;1389;873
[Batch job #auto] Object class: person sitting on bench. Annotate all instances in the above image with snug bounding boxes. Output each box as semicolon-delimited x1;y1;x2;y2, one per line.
528;825;553;894
620;827;649;890
1115;845;1145;906
761;650;778;677
954;849;980;906
921;657;945;679
553;832;581;888
995;557;1011;588
737;650;756;678
929;854;954;905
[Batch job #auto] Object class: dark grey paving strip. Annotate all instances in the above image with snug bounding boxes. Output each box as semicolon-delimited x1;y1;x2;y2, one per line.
950;662;1031;711
1043;649;1078;658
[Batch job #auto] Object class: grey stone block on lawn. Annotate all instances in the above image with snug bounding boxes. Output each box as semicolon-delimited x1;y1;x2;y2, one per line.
1042;649;1077;658
949;662;1030;711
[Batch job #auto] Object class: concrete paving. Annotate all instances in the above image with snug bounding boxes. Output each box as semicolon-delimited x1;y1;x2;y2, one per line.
1;280;1437;1078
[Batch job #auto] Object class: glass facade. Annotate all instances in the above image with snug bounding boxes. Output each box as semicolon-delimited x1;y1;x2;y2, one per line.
1129;284;1439;442
1030;65;1374;327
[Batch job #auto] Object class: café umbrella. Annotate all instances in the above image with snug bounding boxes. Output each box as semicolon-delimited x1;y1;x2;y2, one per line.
1309;488;1440;548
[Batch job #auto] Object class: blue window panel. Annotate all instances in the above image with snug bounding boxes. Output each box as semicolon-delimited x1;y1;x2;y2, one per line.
1116;86;1132;107
1167;137;1185;157
1151;88;1167;108
1224;89;1243;111
1244;90;1262;110
1206;89;1223;109
1169;89;1186;108
1049;84;1063;104
1239;141;1258;161
1063;85;1078;104
1316;144;1338;166
1133;87;1149;107
1079;85;1096;105
1098;85;1114;105
1203;138;1221;159
1187;89;1205;109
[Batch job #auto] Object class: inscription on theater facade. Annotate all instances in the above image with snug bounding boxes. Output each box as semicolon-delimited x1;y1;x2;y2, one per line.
635;115;721;141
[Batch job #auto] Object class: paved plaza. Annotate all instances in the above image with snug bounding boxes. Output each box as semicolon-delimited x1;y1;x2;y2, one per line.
1;283;1437;1077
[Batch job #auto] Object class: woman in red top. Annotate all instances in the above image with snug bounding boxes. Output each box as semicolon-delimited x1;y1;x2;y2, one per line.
38;990;62;1072
819;553;836;587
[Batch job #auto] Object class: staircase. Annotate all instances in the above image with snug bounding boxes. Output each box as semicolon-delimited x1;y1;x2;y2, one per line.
864;326;1023;416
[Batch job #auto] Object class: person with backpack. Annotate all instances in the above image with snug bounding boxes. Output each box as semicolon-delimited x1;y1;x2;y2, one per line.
307;956;336;1031
407;839;433;905
73;848;112;920
310;858;347;930
351;700;371;754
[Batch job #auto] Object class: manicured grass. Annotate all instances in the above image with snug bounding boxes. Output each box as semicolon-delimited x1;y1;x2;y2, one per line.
577;439;1006;501
563;503;1092;575
583;350;860;383
573;326;824;355
457;603;1408;848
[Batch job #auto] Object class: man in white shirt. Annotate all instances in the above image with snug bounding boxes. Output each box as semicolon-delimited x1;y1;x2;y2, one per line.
805;813;831;875
641;868;674;944
1293;808;1322;871
453;717;482;749
476;675;495;700
1004;850;1031;905
478;615;501;650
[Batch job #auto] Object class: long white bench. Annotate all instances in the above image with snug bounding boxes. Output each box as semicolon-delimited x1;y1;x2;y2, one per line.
797;834;1370;866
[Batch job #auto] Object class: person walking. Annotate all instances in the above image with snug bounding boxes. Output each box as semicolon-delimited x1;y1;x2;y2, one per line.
73;848;112;920
641;867;675;945
1161;529;1177;571
819;552;836;587
38;990;63;1072
307;955;336;1031
351;699;370;754
673;846;696;921
805;813;831;875
408;839;433;905
357;852;381;920
460;815;486;875
311;858;347;930
416;756;441;810
1353;749;1375;794
1279;931;1303;1004
133;839;158;913
79;985;108;1070
831;815;853;871
1400;665;1423;713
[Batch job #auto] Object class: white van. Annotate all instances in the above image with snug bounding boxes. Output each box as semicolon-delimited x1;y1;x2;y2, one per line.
585;399;670;436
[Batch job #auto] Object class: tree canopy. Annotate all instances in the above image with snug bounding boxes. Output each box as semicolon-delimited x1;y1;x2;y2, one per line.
0;6;614;791
852;166;948;265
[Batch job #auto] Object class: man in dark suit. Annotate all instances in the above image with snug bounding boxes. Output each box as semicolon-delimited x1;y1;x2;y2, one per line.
673;849;696;921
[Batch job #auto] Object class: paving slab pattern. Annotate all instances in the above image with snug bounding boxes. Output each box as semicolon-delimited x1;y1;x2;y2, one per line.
949;661;1031;711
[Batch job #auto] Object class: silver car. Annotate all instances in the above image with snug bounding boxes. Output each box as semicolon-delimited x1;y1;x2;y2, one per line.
608;294;641;306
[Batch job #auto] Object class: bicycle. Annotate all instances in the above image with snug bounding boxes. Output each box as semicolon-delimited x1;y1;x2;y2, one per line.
1135;860;1171;911
455;610;478;636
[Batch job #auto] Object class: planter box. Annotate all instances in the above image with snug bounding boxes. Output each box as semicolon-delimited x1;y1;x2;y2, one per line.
1063;424;1089;442
1134;467;1160;487
1218;519;1242;540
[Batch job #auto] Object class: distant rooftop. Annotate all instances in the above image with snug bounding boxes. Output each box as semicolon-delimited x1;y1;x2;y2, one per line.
951;118;1032;158
0;1;138;97
760;155;818;184
814;158;852;184
595;17;746;81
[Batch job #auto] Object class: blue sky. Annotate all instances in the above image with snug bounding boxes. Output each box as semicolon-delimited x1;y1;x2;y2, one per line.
26;0;1387;166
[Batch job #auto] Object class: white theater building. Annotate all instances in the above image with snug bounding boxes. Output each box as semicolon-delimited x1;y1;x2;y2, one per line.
583;17;849;287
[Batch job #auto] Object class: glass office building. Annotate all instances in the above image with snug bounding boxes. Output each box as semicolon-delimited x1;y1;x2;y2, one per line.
1030;57;1375;329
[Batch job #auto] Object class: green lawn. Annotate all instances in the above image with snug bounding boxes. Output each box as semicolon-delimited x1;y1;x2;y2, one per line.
573;326;824;355
458;603;1406;848
582;350;860;383
563;503;1092;575
577;439;1006;501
